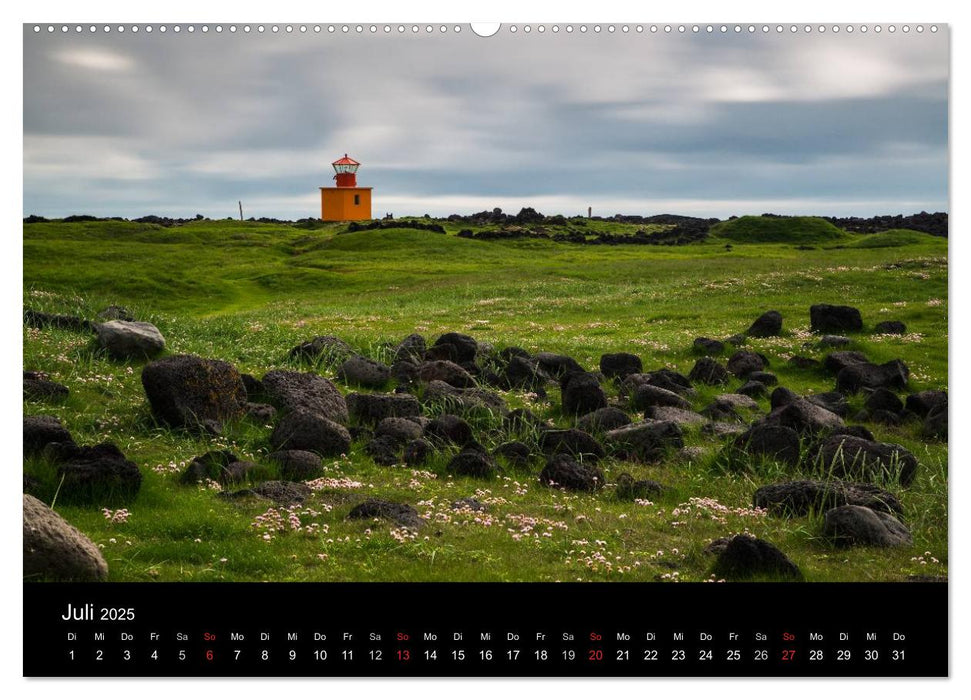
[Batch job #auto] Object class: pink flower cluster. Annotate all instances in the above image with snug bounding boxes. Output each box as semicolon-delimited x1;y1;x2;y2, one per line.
669;497;767;526
152;460;186;475
306;476;364;490
504;513;569;542
101;508;130;524
389;527;417;543
250;505;330;541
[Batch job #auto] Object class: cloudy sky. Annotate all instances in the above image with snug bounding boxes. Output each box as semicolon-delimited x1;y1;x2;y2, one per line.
23;24;948;219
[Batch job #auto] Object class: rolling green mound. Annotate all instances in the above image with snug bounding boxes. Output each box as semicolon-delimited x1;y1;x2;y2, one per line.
848;229;940;249
710;215;848;244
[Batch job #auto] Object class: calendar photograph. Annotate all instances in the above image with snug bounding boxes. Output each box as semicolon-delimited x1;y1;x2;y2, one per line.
23;22;947;596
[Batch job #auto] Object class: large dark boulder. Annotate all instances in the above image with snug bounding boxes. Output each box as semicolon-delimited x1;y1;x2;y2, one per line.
645;406;707;427
599;352;642;379
576;407;632;433
746;310;783;337
390;360;419;385
262;369;349;424
736;380;768;398
267;450;324;481
222;480;311;506
24;309;93;333
688;357;729;385
24;415;75;457
494;441;532;467
23;494;108;581
693;337;725;356
375;417;424;444
747;371;778;387
809;434;918;486
818;335;851;349
423;381;507;415
561;372;607;417
337;355;391;389
447;445;498;478
905;390;948;418
822;505;913;547
270;409;352;456
726;350;767;378
631;384;691;411
142;355;247;431
346;392;420;425
538;429;605;462
502;355;551;390
425;414;474;445
348;499;424;529
770;387;798;409
711;534;802;580
403;439;433;466
365;435;401;466
823;351;870;374
712;393;760;411
733;424;801;466
288;335;354;363
624;369;694;396
539;454;605;492
23;372;69;402
810;304;863;333
924;403;947;439
394;333;427;364
241;373;264;400
432;333;478;364
765;398;844;434
534;352;584;378
753;480;903;517
805;392;849;417
54;443;142;504
604;421;684;461
836;360;909;394
418;360;476;388
865;388;904;415
220;461;260;487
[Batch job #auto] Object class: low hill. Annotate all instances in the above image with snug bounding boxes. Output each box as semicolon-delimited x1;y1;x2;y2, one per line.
847;229;940;249
710;215;848;244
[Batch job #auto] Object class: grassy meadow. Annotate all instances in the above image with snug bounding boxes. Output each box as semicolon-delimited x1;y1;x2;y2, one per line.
23;216;948;583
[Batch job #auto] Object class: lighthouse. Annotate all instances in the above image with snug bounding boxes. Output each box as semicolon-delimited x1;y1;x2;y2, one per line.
320;154;373;221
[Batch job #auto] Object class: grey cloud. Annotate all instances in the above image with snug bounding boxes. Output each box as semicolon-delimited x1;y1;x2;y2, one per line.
23;26;948;219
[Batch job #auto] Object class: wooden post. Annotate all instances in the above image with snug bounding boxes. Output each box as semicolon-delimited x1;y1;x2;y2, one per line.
238;201;244;221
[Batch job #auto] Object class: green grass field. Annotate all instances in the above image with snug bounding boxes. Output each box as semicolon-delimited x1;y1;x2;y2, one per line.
23;216;948;583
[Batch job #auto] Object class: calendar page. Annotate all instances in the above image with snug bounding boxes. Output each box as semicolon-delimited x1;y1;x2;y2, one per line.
22;19;948;678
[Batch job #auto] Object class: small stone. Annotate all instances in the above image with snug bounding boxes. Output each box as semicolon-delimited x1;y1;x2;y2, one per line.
711;534;802;580
95;320;165;359
539;454;605;492
874;320;907;335
823;505;913;547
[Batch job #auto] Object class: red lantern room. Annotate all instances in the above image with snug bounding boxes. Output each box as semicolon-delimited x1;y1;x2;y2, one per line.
332;154;360;187
320;153;372;221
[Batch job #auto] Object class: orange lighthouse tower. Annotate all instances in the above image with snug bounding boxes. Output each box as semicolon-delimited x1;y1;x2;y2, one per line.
320;154;373;221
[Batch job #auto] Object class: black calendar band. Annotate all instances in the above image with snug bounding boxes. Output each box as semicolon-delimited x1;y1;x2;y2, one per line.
23;582;947;677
